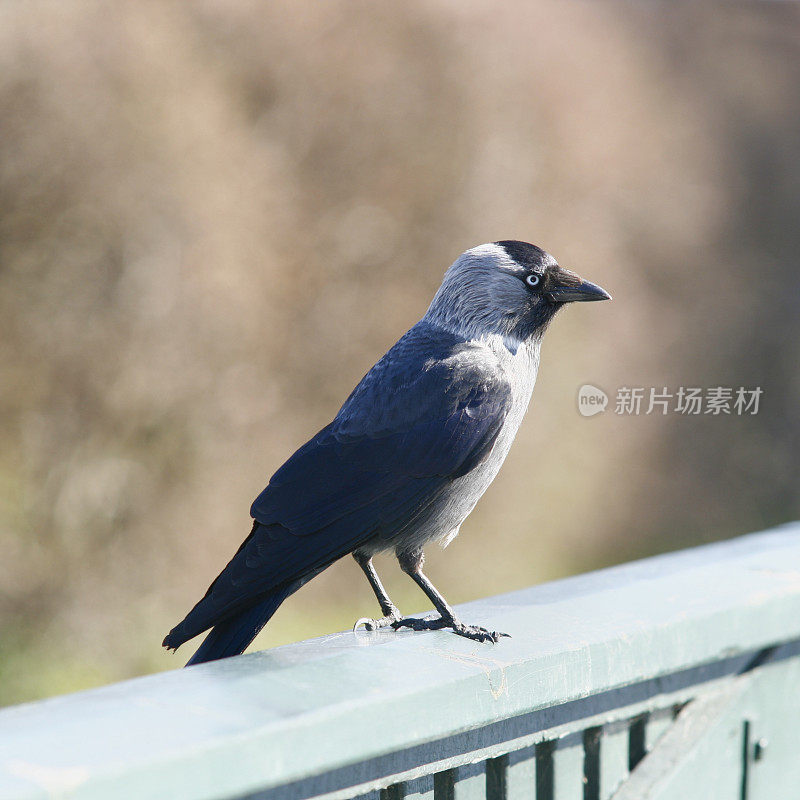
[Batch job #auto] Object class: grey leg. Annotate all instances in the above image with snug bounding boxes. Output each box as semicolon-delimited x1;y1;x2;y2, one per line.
352;552;402;631
392;549;509;643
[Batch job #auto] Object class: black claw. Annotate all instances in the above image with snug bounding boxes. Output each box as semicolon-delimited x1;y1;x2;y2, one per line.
354;611;402;632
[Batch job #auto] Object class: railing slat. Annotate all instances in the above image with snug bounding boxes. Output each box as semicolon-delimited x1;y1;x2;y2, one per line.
451;762;485;800
551;734;584;799
504;747;536;800
599;721;630;799
644;708;675;753
397;775;435;800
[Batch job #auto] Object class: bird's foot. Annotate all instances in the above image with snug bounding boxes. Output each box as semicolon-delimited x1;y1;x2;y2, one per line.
392;615;510;643
451;623;510;644
391;614;449;632
353;609;402;632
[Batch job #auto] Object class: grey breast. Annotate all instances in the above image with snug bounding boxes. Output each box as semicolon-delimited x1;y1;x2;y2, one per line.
379;335;542;556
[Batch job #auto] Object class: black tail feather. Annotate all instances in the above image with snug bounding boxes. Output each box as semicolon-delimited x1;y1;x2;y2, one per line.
185;587;293;666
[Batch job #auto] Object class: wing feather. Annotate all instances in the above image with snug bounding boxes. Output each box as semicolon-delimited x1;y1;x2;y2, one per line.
180;325;513;635
251;327;511;539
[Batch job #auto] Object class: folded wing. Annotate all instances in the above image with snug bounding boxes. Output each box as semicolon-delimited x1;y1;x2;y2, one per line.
167;325;512;643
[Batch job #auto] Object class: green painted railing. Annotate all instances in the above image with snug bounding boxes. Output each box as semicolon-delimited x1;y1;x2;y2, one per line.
2;523;800;800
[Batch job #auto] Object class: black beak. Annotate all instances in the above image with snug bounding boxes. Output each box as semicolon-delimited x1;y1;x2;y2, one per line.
545;268;611;303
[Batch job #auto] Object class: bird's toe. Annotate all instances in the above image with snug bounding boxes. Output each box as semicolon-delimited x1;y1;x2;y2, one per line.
453;623;510;643
392;615;446;632
391;616;508;643
354;610;403;632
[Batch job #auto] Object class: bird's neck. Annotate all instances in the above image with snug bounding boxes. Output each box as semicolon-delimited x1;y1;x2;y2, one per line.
422;311;544;358
419;317;543;368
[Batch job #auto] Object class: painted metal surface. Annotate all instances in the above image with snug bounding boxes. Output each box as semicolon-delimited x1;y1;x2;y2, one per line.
1;522;800;800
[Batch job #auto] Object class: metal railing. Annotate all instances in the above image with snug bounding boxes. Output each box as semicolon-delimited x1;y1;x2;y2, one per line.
2;522;800;800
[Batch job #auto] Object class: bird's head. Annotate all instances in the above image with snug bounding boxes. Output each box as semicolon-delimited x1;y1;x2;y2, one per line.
425;241;611;344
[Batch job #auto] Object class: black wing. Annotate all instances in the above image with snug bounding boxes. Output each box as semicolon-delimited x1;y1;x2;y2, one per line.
171;324;512;639
251;325;511;545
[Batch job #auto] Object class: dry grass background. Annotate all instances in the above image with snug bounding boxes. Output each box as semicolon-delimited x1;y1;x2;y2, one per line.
1;1;798;705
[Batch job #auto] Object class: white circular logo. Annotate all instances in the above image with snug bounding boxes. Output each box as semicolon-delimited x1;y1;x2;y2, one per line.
577;384;608;417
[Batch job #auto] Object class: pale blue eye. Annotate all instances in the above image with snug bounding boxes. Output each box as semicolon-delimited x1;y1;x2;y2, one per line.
526;273;540;287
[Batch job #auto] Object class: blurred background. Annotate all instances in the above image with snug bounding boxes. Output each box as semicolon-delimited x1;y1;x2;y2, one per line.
1;1;799;706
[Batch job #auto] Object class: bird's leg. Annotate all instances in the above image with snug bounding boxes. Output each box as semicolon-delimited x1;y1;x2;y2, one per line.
392;549;509;643
352;552;402;631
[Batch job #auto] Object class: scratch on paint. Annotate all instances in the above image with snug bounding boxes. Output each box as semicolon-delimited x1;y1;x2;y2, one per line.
423;647;509;700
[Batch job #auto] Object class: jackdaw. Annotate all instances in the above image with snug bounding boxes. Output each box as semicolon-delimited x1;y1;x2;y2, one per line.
163;241;610;664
